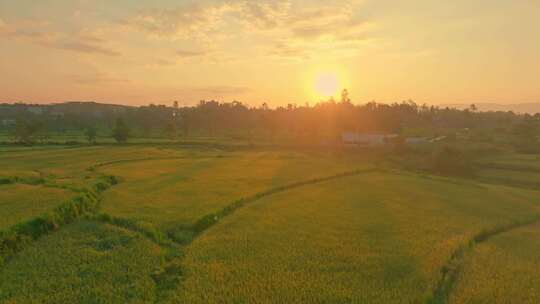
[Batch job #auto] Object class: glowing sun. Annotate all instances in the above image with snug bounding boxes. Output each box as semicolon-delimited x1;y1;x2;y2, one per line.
314;72;340;98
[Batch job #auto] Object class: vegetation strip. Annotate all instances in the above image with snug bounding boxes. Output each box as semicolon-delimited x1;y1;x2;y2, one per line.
480;162;540;173
148;168;379;302
0;176;46;186
0;175;118;266
0;175;88;194
89;156;192;171
426;215;540;304
168;168;379;244
80;167;379;301
87;155;232;171
90;213;175;248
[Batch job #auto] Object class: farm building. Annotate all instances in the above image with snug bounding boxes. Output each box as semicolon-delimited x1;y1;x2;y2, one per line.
1;119;15;126
341;133;398;146
27;106;44;115
405;137;429;145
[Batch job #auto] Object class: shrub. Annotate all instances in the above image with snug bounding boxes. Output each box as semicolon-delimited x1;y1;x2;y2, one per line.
112;118;130;143
430;146;475;177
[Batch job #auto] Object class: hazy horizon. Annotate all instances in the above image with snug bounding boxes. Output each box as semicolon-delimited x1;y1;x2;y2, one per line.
4;100;540;112
1;0;539;106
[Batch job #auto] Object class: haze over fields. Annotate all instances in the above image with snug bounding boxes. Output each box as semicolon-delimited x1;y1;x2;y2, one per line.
441;103;540;114
2;1;540;303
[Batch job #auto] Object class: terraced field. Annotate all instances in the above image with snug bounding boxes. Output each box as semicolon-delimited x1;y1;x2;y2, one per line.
450;222;540;304
1;146;540;303
0;221;166;303
176;172;540;303
477;154;540;190
99;151;372;230
0;184;74;230
0;146;178;179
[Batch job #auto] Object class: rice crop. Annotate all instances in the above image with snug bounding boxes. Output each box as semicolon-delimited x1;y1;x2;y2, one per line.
0;220;166;303
449;222;540;304
99;151;372;230
177;172;540;303
0;184;74;230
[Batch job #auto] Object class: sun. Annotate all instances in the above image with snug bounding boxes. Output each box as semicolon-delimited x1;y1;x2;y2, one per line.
314;72;340;98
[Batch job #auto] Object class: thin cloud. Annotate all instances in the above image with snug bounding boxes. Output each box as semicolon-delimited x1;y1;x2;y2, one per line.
52;41;120;56
122;0;373;60
177;49;208;58
286;5;372;42
125;2;233;39
236;1;291;30
151;59;178;67
180;85;251;96
68;73;129;85
123;0;291;38
267;42;310;60
0;19;120;57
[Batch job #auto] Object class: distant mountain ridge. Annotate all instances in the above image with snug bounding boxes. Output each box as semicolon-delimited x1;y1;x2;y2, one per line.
441;103;540;114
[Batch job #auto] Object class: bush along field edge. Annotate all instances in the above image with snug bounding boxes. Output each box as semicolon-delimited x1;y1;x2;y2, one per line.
0;175;119;266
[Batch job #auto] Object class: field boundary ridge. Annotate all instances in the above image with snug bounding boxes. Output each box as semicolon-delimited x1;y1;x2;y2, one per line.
426;215;540;304
0;175;119;266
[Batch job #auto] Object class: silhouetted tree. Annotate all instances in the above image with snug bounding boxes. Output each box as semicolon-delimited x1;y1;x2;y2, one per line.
341;89;351;104
173;101;179;118
112;118;130;143
12;119;41;145
1;98;536;143
85;127;97;144
431;146;475;176
164;120;177;140
513;121;539;153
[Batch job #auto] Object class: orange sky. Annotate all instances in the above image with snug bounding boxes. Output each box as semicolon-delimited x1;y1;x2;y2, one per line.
0;0;539;107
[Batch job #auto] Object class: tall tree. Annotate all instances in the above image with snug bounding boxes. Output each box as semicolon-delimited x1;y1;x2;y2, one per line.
85;127;97;144
12;119;41;145
164;120;177;140
341;89;351;104
112;118;130;143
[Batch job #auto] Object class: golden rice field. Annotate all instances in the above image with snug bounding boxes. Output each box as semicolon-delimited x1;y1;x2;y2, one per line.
0;220;165;303
0;146;178;179
0;184;74;230
99;151;372;230
481;154;540;170
449;222;540;304
176;172;540;303
476;154;540;189
1;146;540;303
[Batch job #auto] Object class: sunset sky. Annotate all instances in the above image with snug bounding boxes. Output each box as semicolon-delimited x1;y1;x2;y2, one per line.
0;0;539;107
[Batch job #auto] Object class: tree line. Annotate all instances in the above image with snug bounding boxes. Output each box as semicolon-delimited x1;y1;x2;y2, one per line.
2;92;539;146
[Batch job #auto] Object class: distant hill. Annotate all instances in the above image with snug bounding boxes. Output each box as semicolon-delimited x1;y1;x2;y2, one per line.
441;103;540;114
48;101;134;114
3;101;540;115
0;101;136;119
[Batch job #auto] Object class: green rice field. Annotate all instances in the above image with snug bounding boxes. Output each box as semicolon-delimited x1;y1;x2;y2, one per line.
450;222;540;304
176;172;539;303
1;145;539;303
0;184;74;230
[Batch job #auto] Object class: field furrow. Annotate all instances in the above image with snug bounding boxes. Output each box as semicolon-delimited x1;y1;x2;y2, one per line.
449;221;540;304
174;172;540;303
0;184;74;230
